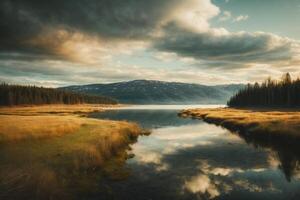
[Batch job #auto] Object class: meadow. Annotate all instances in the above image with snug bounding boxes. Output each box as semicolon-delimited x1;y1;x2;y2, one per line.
0;104;146;199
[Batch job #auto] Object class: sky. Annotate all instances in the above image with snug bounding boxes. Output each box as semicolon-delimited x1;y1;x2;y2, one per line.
0;0;300;87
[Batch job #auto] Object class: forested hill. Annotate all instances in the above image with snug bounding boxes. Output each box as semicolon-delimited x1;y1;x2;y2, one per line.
228;73;300;108
61;80;244;104
0;84;117;106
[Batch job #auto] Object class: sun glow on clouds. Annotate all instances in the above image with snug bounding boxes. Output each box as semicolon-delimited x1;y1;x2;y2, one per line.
171;0;220;32
0;0;300;86
33;0;221;65
26;28;149;65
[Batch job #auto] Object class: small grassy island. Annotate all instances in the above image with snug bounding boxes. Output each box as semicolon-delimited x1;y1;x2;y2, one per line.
180;73;300;140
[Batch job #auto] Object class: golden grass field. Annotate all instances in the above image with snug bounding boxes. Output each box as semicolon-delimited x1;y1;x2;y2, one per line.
0;104;122;142
180;108;300;138
0;104;145;199
0;104;116;116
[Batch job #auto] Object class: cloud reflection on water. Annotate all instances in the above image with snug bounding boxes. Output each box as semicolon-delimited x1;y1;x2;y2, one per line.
182;158;281;199
92;108;300;199
184;174;220;199
129;121;295;199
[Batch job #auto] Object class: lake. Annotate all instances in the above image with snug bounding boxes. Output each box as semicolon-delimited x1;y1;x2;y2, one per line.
89;105;300;200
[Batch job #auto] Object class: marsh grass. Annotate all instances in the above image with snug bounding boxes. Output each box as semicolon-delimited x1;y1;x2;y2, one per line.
0;105;144;199
0;104;124;142
0;104;117;116
0;115;84;142
180;108;300;138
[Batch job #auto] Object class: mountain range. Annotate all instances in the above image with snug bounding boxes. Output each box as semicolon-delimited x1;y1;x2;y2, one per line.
60;80;244;104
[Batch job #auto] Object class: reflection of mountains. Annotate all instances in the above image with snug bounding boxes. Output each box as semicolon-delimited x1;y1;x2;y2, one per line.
89;109;199;129
219;124;300;182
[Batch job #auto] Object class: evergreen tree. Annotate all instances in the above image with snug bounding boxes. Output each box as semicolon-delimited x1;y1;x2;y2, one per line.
0;83;117;106
228;73;300;108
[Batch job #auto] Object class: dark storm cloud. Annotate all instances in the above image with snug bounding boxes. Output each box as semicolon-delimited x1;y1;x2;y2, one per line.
153;24;297;67
0;0;299;67
0;0;181;59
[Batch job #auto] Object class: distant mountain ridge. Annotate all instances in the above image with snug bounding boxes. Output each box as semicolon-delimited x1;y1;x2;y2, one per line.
60;80;244;104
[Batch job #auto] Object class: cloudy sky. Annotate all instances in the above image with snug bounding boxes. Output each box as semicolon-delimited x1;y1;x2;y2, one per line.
0;0;300;87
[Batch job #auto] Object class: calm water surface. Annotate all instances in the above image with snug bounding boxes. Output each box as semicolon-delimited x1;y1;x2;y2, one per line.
90;105;300;200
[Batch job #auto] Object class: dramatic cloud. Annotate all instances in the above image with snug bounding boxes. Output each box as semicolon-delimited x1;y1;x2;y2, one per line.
0;0;300;86
1;0;298;64
0;0;219;61
154;24;300;68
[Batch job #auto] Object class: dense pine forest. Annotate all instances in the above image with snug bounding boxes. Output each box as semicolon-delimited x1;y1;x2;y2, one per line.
228;73;300;108
0;83;117;106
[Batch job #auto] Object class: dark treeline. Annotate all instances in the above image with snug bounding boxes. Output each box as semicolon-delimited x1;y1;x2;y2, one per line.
228;73;300;108
0;83;117;106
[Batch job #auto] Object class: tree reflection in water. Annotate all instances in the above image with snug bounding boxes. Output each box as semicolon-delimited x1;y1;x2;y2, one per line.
91;107;300;200
233;129;300;182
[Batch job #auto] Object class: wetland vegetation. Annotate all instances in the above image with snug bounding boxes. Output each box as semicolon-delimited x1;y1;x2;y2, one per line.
0;105;145;199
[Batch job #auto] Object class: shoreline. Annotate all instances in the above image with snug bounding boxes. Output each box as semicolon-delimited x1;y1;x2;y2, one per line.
179;108;300;140
0;104;136;141
0;104;119;115
0;104;148;199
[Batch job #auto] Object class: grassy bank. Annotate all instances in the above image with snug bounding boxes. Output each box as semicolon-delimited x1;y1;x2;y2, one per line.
179;108;300;139
0;104;116;116
0;104;146;199
0;104;119;142
179;108;300;182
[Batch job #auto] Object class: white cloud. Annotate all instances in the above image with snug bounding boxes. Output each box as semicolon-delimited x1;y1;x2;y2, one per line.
132;145;170;172
182;159;280;197
233;15;249;22
184;174;220;199
170;0;220;33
